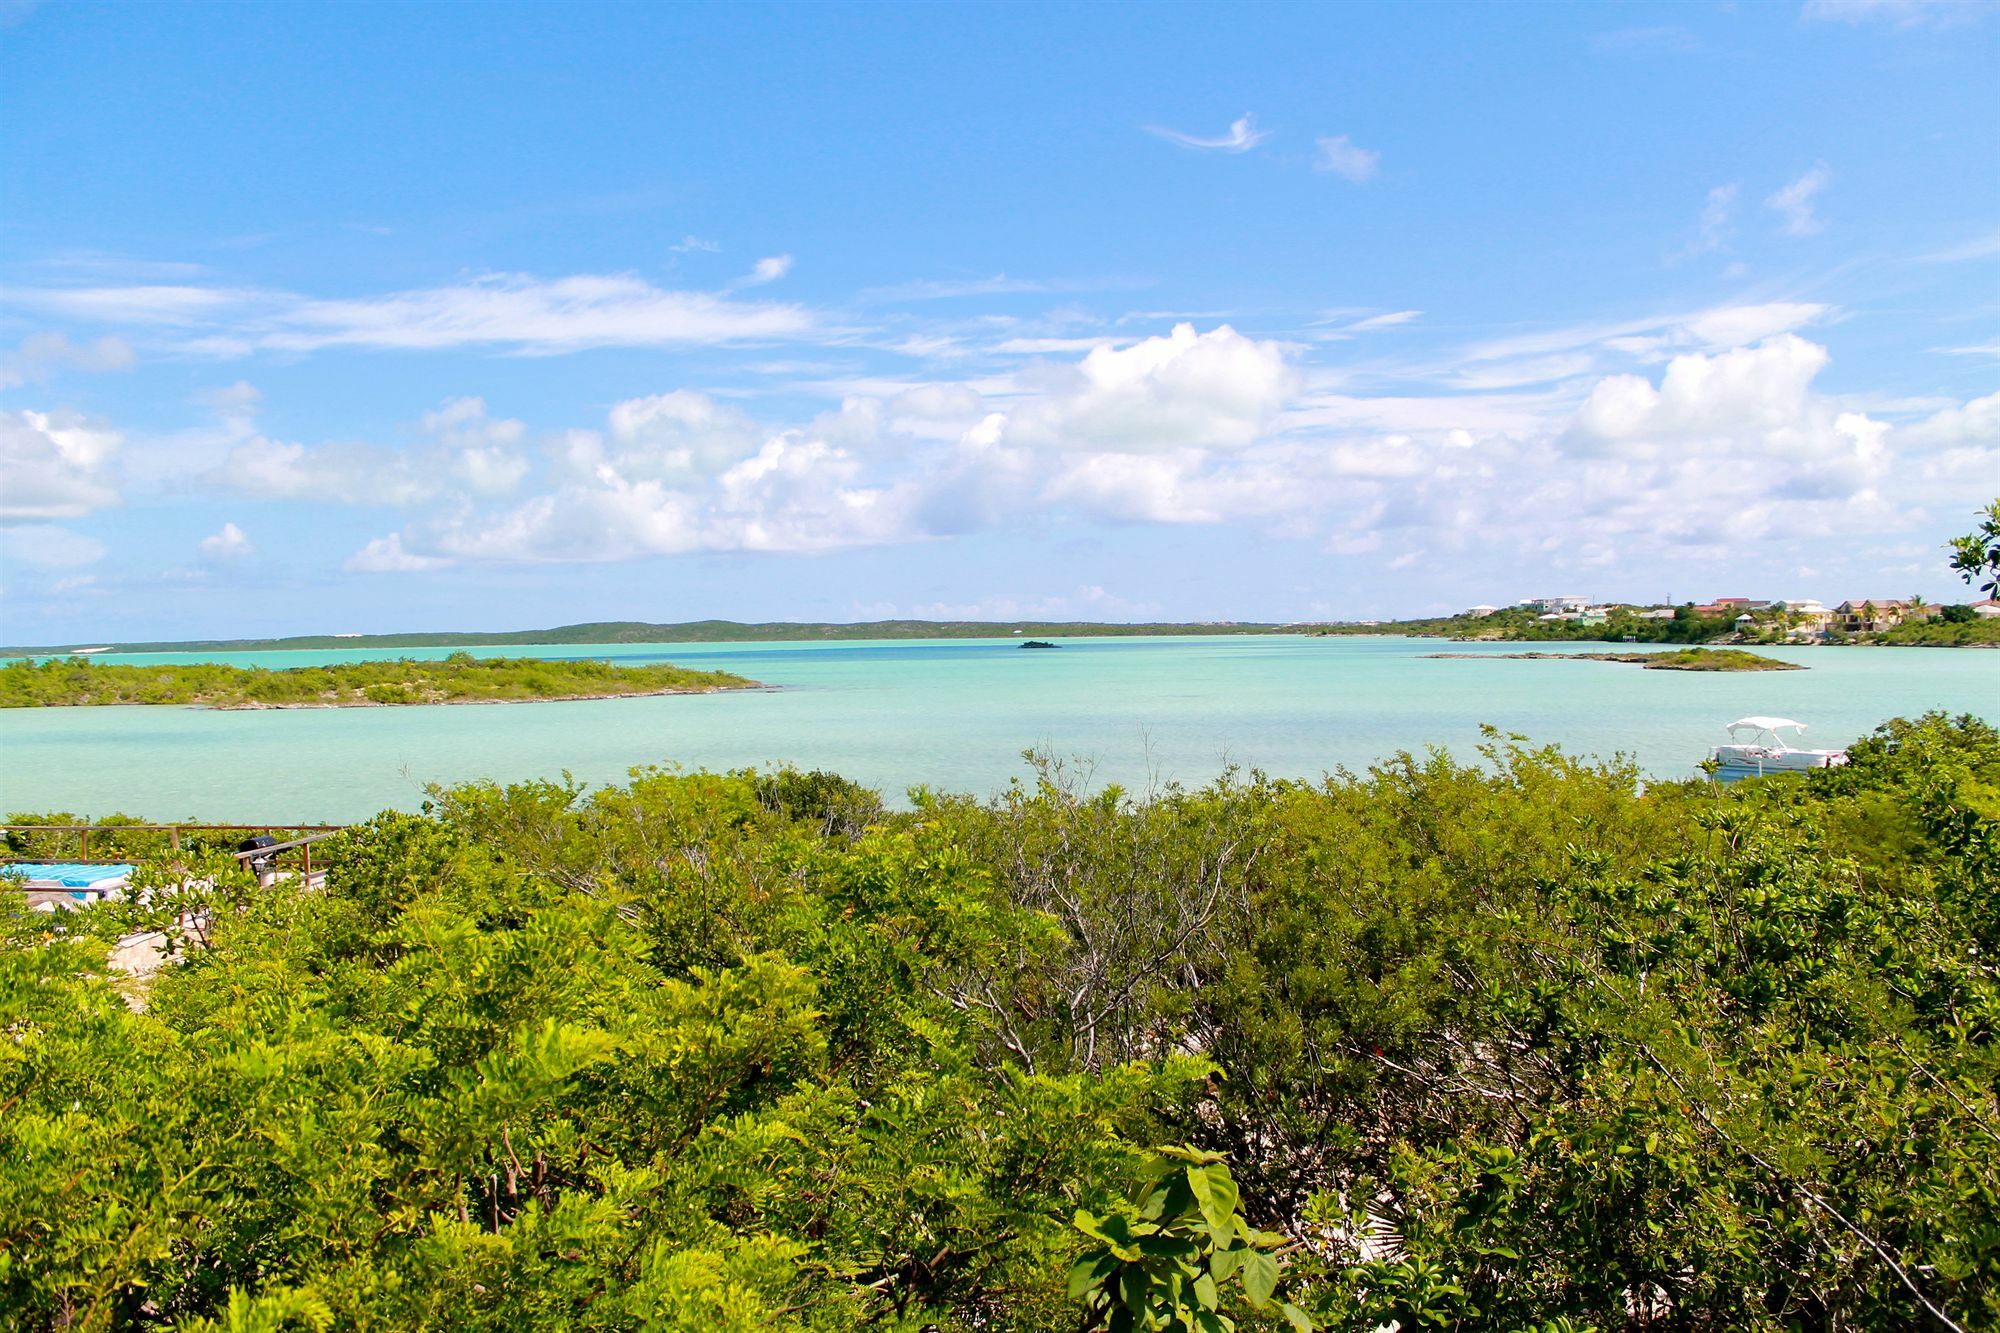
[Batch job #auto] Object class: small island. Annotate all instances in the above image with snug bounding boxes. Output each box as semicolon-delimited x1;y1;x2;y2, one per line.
0;652;761;709
1018;640;1060;650
1428;647;1802;672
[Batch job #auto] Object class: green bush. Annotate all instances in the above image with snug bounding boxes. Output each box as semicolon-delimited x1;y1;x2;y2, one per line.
2;717;1995;1329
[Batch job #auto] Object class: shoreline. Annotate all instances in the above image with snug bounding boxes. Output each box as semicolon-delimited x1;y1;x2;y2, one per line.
1426;649;1804;671
7;682;774;712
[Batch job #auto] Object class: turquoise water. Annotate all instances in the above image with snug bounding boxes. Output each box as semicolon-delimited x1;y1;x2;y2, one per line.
2;636;1992;822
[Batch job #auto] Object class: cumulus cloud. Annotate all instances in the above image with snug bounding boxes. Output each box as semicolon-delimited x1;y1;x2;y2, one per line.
1314;135;1380;182
198;521;255;560
1766;165;1831;236
214;436;435;506
345;532;451;573
1900;389;2000;448
0;409;122;522
209;396;530;506
1147;114;1269;153
1562;336;1890;516
1004;323;1295;451
424;397;530;496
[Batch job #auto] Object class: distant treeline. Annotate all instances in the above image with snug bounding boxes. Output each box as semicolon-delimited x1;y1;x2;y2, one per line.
0;652;756;709
5;713;1997;1328
0;619;1291;658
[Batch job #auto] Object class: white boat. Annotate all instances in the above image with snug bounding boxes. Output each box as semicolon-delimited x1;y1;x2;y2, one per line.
1708;716;1848;781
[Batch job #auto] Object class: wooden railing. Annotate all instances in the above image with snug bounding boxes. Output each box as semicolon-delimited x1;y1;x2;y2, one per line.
1;823;348;883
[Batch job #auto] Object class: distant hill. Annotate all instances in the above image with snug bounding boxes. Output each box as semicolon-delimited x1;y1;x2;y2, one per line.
1;619;1292;657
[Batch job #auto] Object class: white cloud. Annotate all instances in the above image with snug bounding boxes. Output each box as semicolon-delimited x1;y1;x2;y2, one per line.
345;532;452;573
0;524;106;570
1680;302;1828;347
1564;335;1889;502
1344;310;1421;332
424;397;530;496
1766;165;1831;236
198;521;255;560
670;236;720;253
1802;0;1996;28
739;254;794;286
1686;183;1738;254
267;273;812;353
1900;389;2000;448
861;273;1147;303
0;283;256;325
0;332;135;388
1920;229;2000;263
0;409;123;522
1147;114;1269;153
0;272;816;356
1314;134;1380;182
1004;323;1295;452
214;436;436;506
581;389;765;485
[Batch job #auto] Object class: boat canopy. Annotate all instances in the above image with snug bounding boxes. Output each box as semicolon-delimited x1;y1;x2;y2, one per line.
1727;716;1807;736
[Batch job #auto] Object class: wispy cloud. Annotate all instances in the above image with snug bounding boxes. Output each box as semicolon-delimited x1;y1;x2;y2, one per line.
670;236;720;253
0;284;257;325
736;254;794;287
1766;165;1831;236
1684;183;1739;255
861;274;1150;303
1802;0;1997;29
0;332;135;389
1345;310;1421;332
0;273;819;356
1918;229;2000;262
1146;114;1270;153
1314;134;1380;182
1591;24;1701;52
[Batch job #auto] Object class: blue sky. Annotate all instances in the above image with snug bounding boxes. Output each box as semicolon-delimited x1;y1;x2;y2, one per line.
2;0;1996;642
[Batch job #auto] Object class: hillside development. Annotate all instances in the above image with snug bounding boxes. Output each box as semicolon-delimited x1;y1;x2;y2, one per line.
0;652;758;709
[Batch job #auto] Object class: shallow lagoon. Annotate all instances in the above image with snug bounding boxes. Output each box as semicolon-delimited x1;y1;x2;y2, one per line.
2;635;1993;822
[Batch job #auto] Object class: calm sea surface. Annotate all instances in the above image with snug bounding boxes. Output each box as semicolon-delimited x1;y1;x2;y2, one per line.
3;636;1993;822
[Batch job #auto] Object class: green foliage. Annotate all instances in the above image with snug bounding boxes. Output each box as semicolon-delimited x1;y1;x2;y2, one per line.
0;653;754;709
1070;1145;1313;1332
1948;497;2000;598
3;721;1998;1330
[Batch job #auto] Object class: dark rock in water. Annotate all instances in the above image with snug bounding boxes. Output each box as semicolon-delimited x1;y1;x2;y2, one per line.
1019;640;1060;649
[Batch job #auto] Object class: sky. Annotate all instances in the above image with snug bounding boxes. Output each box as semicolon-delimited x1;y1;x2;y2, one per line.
2;0;1997;643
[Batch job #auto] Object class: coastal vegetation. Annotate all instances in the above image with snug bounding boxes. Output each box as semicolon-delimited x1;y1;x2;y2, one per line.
0;652;756;709
5;714;1998;1329
0;619;1287;659
1431;647;1801;671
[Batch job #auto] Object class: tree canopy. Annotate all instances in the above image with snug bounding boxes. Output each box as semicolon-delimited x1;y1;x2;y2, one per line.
4;719;1998;1330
